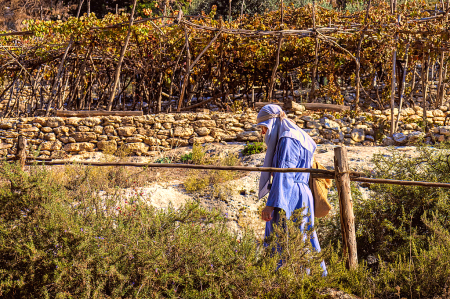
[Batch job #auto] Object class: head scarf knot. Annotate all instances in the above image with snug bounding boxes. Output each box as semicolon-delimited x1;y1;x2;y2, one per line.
256;110;291;124
256;104;316;199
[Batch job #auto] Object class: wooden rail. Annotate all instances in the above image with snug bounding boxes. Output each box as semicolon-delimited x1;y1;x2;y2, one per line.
21;159;450;188
255;102;350;112
55;110;143;117
23;160;339;177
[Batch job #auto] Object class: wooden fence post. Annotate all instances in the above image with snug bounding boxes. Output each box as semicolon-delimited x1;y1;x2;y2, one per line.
16;136;27;171
334;146;358;269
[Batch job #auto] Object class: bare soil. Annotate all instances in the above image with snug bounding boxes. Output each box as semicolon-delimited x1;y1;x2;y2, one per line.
56;143;420;237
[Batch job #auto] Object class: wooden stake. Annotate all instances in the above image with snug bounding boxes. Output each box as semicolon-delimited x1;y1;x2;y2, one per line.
16;136;27;171
394;43;409;133
268;34;283;101
168;43;186;109
47;39;73;116
190;30;222;71
76;0;85;18
252;87;255;107
107;0;138;111
409;64;417;106
354;0;371;111
390;28;398;136
157;73;163;113
177;26;191;112
334;146;358;270
422;52;430;132
310;0;319;102
437;51;445;107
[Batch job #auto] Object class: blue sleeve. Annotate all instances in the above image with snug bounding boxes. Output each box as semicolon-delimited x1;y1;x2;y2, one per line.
266;138;300;209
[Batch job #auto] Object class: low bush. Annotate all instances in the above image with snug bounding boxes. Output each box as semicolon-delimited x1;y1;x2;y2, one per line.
191;143;207;164
3;142;450;298
0;162;333;298
242;142;266;156
184;170;210;192
180;152;193;163
154;157;172;164
317;142;450;298
183;152;240;193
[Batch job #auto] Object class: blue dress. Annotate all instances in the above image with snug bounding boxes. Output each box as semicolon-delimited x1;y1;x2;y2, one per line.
264;137;327;275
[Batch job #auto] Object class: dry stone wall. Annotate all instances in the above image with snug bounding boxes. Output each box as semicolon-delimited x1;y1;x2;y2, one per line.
1;104;450;158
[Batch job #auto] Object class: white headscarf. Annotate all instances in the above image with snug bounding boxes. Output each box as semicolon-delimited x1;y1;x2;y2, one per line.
256;104;316;199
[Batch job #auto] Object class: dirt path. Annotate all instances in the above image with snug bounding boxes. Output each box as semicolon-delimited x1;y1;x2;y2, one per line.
68;143;421;236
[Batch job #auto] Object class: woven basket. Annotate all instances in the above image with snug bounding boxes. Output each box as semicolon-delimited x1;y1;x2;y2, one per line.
309;159;333;218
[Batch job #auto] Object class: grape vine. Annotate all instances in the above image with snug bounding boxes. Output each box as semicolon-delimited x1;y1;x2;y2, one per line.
0;0;448;117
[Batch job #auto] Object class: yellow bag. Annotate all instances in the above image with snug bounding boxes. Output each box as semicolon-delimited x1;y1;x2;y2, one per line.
309;158;333;218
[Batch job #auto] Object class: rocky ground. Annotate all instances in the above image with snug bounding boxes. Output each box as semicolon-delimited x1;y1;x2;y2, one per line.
66;142;421;238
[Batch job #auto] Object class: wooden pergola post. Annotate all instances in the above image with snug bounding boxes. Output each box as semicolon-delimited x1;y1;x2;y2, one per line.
334;146;358;269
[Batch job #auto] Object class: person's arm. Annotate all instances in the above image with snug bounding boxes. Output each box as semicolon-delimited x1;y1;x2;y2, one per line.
261;138;301;221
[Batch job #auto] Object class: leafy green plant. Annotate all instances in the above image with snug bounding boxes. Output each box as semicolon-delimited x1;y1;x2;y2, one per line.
154;157;172;163
242;142;266;156
180;152;193;163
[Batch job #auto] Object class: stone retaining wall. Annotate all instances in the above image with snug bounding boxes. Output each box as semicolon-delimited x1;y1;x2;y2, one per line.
1;104;450;158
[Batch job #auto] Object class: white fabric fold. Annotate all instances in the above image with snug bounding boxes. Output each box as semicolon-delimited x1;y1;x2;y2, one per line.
256;104;316;199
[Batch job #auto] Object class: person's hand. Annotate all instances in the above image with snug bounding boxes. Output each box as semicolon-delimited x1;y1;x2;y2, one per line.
261;206;274;222
261;126;268;135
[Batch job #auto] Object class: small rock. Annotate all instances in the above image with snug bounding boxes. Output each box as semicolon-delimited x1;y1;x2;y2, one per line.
300;115;314;122
440;126;450;136
195;127;211;136
393;132;407;144
350;128;365;142
117;126;136;137
323;118;340;131
365;135;375;142
435;134;446;142
289;102;306;112
382;137;396;146
306;121;322;129
40;140;62;151
341;126;352;134
433;109;445;117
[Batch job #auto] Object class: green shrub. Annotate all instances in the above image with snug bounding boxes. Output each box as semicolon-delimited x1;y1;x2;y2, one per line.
180;152;193;163
179;144;205;164
154;157;172;164
184;170;210;192
242;142;266;156
183;153;240;193
0;165;333;298
191;143;207;165
4;142;450;298
316;142;450;298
